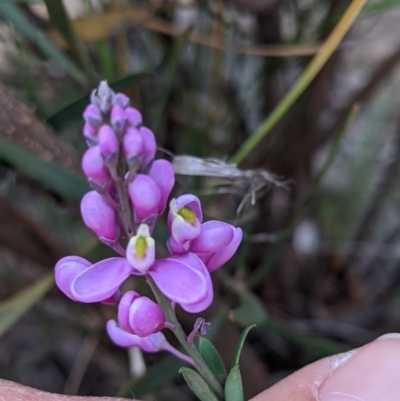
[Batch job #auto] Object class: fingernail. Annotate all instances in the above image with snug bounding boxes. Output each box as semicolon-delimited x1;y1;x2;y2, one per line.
319;334;400;401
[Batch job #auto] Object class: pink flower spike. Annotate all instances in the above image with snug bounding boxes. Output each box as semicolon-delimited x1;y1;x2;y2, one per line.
55;256;91;301
98;125;119;163
191;223;243;273
80;191;118;243
113;93;130;108
149;160;175;214
140;127;157;168
123;127;144;169
149;253;212;312
126;224;155;273
125;107;143;128
118;291;165;337
71;257;132;303
129;175;161;223
82;146;110;190
168;195;203;248
110;105;126;133
83;104;102;128
83;123;98;146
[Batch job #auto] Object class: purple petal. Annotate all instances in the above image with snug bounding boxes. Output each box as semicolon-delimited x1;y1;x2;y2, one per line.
175;194;203;223
190;221;234;254
55;256;91;301
140;127;157;167
125;107;143;128
149;160;175;214
118;291;140;333
71;257;132;303
149;254;208;305
81;191;118;242
82;146;110;187
129;296;165;337
206;227;243;272
98;125;119;159
107;320;166;352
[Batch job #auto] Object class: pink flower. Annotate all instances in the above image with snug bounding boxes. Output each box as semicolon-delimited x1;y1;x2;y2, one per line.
81;146;110;190
54;252;213;313
126;224;155;273
149;160;175;214
189;221;243;273
118;291;165;337
167;195;203;253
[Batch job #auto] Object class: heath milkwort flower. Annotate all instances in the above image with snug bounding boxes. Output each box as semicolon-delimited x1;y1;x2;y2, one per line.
54;82;242;360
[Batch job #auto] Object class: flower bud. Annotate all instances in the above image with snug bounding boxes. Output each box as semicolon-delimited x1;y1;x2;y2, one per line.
123;127;144;169
125;107;142;128
140;127;157;169
167;195;203;251
113;93;130;108
83;123;98;146
82;146;110;190
91;81;115;114
129;175;161;223
118;291;165;337
190;221;243;272
81;190;118;243
83;104;102;128
110;105;126;134
98;125;119;164
149;159;175;214
126;224;155;273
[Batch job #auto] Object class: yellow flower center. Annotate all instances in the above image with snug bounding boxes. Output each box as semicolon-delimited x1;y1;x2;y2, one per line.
135;237;147;259
178;207;197;224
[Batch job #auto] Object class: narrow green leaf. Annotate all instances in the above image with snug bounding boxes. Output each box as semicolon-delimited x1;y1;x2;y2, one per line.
180;367;220;401
224;366;244;401
0;138;89;202
0;4;85;83
198;337;227;382
363;0;400;14
46;71;152;130
231;325;256;368
0;273;53;336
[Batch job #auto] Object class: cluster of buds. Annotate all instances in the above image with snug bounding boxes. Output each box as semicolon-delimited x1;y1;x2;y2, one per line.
54;82;242;362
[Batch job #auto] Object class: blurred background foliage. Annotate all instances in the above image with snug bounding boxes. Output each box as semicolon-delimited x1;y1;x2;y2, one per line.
1;0;400;399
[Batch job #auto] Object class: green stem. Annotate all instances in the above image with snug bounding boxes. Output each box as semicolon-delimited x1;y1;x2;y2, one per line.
146;276;225;400
230;0;367;165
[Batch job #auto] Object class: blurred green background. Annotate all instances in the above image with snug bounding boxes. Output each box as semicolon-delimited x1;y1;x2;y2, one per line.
0;0;400;400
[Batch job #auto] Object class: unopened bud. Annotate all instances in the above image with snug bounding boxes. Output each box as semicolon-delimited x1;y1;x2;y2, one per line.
113;93;130;108
83;104;102;128
110;105;127;134
125;107;142;128
98;125;119;164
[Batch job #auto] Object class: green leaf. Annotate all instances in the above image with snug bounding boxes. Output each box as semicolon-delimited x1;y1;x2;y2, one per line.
180;367;220;401
0;4;85;83
224;366;244;401
116;355;188;398
46;71;152;130
198;337;227;383
0;138;89;202
363;0;400;14
231;325;256;368
0;273;53;336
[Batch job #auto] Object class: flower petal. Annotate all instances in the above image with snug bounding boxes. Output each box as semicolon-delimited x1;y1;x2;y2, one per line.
55;256;92;301
118;291;139;333
149;254;208;305
207;228;243;272
107;320;166;352
190;221;234;254
71;257;132;303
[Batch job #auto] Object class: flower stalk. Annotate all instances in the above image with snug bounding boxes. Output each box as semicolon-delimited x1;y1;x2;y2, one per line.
146;275;225;400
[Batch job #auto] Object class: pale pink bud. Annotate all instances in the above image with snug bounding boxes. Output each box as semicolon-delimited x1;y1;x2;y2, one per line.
98;125;119;163
83;123;98;146
126;224;155;273
110;105;126;133
82;146;110;189
81;191;118;242
149;159;175;214
83;104;102;128
129;175;161;223
125;107;142;128
140;127;157;169
113;93;130;108
118;291;165;338
123;127;144;168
